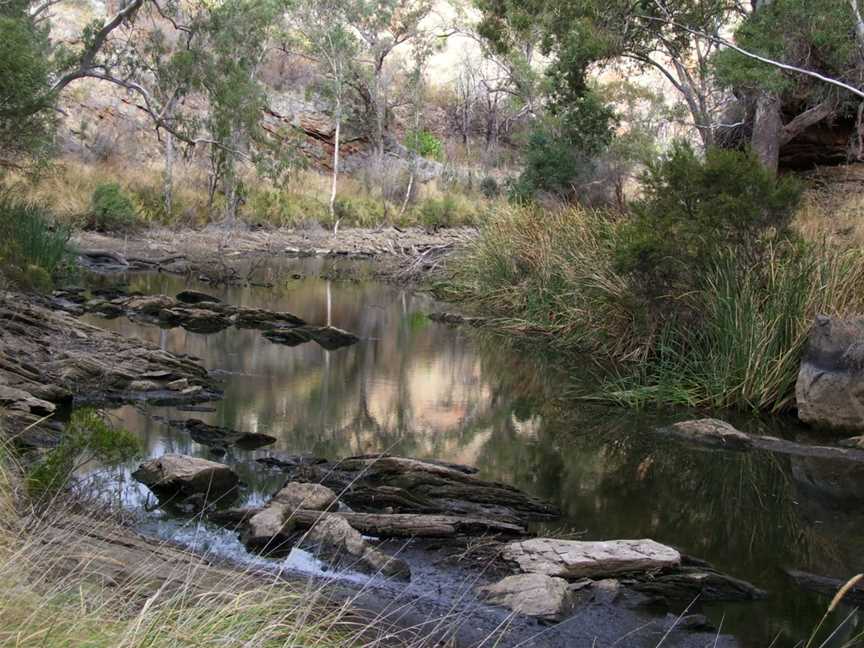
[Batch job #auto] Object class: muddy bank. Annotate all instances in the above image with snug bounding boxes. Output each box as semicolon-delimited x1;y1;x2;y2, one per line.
74;226;473;284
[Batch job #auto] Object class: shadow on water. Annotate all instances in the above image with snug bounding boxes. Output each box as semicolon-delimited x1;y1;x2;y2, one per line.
80;259;864;648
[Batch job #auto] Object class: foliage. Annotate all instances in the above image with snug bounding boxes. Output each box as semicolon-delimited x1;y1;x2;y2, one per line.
615;143;802;300
88;182;139;232
0;194;71;290
480;176;500;198
511;91;616;200
27;409;142;498
405;129;444;161
0;0;55;163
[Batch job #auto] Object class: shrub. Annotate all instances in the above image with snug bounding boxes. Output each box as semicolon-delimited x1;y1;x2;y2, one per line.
88;182;139;232
405;129;444;161
480;176;500;198
615;142;802;303
0;194;71;290
27;408;142;498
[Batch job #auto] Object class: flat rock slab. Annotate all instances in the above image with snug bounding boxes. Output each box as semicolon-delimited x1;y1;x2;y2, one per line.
502;539;681;579
478;573;571;621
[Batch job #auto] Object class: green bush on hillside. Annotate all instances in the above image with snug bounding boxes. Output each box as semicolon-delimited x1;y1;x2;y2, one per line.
88;182;139;232
405;129;444;161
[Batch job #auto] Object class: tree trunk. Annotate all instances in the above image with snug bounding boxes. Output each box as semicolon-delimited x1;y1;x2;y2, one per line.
163;129;174;218
330;97;342;234
751;91;782;174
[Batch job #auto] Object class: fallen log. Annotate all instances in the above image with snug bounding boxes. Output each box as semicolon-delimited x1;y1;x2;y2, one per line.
785;569;864;606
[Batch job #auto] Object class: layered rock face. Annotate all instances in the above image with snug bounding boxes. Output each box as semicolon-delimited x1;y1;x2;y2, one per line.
796;316;864;431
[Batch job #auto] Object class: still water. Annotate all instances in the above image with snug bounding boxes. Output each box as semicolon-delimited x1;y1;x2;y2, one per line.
82;258;864;647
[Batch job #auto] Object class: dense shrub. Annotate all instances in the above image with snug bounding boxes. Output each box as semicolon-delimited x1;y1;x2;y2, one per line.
27;408;142;498
88;182;139;231
615;143;802;301
405;129;444;161
511;92;616;201
0;194;71;291
480;176;500;198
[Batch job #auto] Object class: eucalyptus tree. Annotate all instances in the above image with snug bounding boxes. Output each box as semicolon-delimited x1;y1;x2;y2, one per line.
291;0;359;229
475;0;747;151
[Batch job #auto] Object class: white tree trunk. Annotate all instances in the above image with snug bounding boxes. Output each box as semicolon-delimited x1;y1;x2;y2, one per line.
330;97;342;235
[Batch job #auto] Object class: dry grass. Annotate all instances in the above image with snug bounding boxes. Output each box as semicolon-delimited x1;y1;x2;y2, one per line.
795;165;864;246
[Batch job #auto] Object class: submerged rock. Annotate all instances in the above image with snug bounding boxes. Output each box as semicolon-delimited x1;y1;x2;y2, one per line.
479;573;572;621
662;419;753;450
132;454;239;504
796;316;864;430
263;328;313;346
170;418;276;451
304;326;360;350
233;307;305;329
502;538;681;579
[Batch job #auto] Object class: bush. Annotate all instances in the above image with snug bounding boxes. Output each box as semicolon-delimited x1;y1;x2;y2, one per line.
405;129;444;161
615;143;802;303
88;182;139;232
0;194;71;290
27;408;142;498
480;176;500;198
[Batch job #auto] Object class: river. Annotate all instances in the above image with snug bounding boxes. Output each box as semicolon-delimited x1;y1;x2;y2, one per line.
80;257;864;647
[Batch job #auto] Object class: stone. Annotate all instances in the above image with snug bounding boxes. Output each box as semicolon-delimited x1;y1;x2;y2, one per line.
502;538;681;579
478;573;572;621
242;504;296;555
170;418;276;451
263;328;313;346
303;326;360;351
132;454;239;502
125;295;176;316
662;419;753;450
166;378;189;391
273;482;338;511
796;316;864;430
0;385;55;416
128;380;162;392
233;307;306;329
176;290;221;305
301;515;410;579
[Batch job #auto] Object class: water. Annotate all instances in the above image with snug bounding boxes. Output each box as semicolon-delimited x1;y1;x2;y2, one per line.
80;259;864;647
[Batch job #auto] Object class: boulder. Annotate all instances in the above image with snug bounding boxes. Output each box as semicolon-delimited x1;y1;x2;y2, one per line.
796;316;864;430
132;454;239;503
233;307;305;329
263;328;313;347
478;573;572;621
301;515;410;579
176;290;221;305
243;504;296;555
171;418;276;451
273;482;338;511
502;538;681;579
125;295;176;316
0;385;55;416
662;419;753;450
304;326;360;350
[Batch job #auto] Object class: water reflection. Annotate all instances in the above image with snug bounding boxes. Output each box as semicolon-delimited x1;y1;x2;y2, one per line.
83;261;864;648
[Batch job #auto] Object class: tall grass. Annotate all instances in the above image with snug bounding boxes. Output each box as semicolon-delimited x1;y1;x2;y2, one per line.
439;206;864;412
0;194;72;289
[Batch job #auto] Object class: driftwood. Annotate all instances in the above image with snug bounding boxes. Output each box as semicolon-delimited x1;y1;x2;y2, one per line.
786;569;864;606
270;454;559;523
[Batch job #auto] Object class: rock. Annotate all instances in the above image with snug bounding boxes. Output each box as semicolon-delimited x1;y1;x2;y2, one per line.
78;249;129;269
502;538;681;579
273;482;338;511
125;295;176;316
839;435;864;448
796;316;864;430
242;504;296;555
176;290;221;305
88;301;125;318
303;326;360;350
632;566;767;601
166;378;189;391
263;328;313;346
171;308;232;334
478;573;572;621
170;418;276;451
0;385;55;416
233;307;305;329
128;380;162;392
662;419;754;450
132;454;239;503
301;515;410;579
